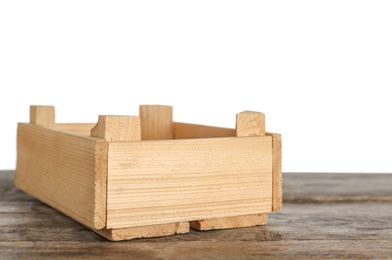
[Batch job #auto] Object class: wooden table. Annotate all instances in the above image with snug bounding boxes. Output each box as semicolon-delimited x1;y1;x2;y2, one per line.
1;170;391;259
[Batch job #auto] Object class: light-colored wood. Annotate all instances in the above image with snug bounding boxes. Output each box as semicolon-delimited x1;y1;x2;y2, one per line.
139;105;173;140
174;122;236;139
94;136;108;228
236;111;265;137
191;110;268;230
91;115;141;141
15;123;107;230
30;105;55;127
267;132;282;211
190;213;268;231
106;136;272;229
15;105;281;240
55;123;96;135
95;222;190;241
90;115;189;238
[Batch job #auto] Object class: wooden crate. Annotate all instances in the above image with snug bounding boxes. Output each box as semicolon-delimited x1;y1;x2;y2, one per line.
15;105;282;241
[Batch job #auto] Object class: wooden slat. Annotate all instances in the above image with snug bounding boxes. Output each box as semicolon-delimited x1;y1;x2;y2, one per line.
106;136;272;229
174;122;236;139
55;123;96;135
139;105;173;140
190;213;268;230
15;123;107;229
95;222;189;241
266;132;282;211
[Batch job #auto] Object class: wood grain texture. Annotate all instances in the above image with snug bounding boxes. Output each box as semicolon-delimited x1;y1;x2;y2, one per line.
55;123;96;135
236;111;265;137
95;222;190;241
30;105;55;127
15;124;107;230
266;132;282;211
174;122;236;139
106;136;273;229
91;115;141;141
190;213;268;231
192;110;270;231
3;171;392;259
283;172;392;202
90;115;191;239
139;105;173;140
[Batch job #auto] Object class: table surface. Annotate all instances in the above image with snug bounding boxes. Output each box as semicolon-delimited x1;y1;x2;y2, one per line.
1;170;392;259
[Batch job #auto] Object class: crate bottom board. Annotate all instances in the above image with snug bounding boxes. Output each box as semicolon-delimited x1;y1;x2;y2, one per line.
93;213;268;241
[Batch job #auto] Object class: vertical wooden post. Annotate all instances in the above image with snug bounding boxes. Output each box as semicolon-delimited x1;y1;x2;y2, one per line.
90;115;141;141
235;111;265;137
90;115;140;231
190;110;269;231
139;105;173;140
91;114;189;240
237;111;282;211
30;105;55;127
90;115;139;233
267;132;282;212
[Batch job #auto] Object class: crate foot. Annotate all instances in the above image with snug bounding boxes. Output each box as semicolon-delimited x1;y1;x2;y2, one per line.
190;213;268;231
94;222;190;241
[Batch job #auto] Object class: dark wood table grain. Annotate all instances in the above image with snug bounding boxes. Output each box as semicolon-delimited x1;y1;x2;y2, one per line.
1;171;392;259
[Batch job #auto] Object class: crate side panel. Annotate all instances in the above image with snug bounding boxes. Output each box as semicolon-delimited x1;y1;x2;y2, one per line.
266;132;282;211
107;136;272;229
15;123;106;229
174;122;236;139
55;123;96;135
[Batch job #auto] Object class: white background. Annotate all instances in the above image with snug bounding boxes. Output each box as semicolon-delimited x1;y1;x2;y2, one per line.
1;1;391;172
